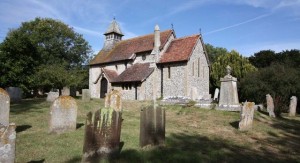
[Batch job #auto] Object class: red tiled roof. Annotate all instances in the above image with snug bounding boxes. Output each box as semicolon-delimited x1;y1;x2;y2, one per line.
159;34;200;64
112;63;154;83
90;30;173;65
102;68;118;82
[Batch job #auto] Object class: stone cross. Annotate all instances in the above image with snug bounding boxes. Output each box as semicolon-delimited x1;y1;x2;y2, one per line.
49;96;78;134
82;90;123;162
289;96;297;117
239;102;255;131
0;88;10;126
0;123;16;163
266;94;276;118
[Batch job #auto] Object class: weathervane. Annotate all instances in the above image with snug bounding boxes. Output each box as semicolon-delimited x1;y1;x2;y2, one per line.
171;23;174;30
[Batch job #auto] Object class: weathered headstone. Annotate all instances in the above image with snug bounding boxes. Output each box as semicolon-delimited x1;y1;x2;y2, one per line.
46;91;59;102
140;105;165;147
82;89;91;102
49;96;77;134
289;96;297;117
218;65;240;111
213;88;219;101
61;87;70;96
266;94;276;118
82;90;122;162
5;87;22;103
0;123;16;163
239;102;255;131
0;88;10;126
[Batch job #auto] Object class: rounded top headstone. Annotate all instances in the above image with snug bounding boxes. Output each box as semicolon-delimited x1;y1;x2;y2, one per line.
54;95;77;110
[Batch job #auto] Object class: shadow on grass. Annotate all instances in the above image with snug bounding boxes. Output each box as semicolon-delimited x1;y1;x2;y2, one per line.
76;123;84;129
113;132;296;162
27;159;45;163
10;98;49;114
16;124;32;133
229;121;239;129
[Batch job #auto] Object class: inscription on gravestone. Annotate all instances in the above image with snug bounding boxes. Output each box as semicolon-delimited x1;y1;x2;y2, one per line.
49;96;77;134
0;123;16;163
0;88;10;126
140;106;165;147
239;102;255;131
82;90;122;162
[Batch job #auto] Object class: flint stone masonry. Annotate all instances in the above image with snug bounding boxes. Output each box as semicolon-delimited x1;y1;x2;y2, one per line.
266;94;276;118
239;102;255;131
82;89;91;102
49;96;77;134
82;103;122;161
140;106;165;147
289;96;297;117
46;91;59;102
219;66;239;107
0;88;10;126
0;123;16;163
105;90;122;112
5;87;22;103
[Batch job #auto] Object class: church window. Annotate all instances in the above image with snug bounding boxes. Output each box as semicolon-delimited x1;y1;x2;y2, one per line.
115;65;118;71
168;66;171;78
125;63;127;69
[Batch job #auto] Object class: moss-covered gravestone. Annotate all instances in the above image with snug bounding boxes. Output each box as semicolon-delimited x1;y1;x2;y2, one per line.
140;106;165;147
0;88;10;126
82;90;122;162
49;96;77;134
239;102;255;131
0;123;16;163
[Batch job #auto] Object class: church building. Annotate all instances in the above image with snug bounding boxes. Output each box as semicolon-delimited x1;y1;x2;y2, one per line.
89;19;210;100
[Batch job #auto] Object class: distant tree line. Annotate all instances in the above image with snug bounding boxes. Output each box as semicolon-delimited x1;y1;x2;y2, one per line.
0;18;92;96
206;44;300;116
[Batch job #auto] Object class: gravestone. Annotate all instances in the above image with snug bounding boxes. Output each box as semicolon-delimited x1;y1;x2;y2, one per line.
289;96;297;117
82;90;122;162
46;91;59;102
0;88;10;126
213;88;219;101
5;87;22;103
82;89;91;102
266;94;276;118
62;87;70;96
140;105;165;147
49;96;77;134
0;123;16;163
239;102;255;131
218;66;240;111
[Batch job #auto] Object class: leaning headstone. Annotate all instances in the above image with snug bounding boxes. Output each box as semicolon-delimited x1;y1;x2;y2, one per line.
0;123;16;163
266;94;276;118
218;65;240;111
49;96;77;134
239;102;255;131
140;106;165;147
82;89;91;102
61;87;70;96
5;87;22;103
0;88;10;126
213;88;219;101
289;96;297;117
46;91;59;102
82;90;122;162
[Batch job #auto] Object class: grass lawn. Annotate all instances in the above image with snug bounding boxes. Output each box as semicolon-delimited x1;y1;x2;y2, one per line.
10;98;300;162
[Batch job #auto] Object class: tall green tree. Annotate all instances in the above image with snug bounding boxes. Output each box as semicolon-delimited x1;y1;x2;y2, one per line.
0;17;92;94
210;50;257;89
205;43;228;64
248;50;276;68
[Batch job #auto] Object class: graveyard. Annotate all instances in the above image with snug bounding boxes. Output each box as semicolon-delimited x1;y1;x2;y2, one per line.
9;97;300;162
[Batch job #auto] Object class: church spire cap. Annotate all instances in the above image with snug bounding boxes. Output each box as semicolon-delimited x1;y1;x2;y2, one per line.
155;24;160;31
104;18;124;36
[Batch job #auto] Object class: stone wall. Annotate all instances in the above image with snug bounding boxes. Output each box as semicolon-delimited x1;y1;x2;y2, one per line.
186;39;209;99
89;66;101;98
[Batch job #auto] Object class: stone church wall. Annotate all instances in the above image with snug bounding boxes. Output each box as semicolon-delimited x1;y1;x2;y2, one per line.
89;66;101;98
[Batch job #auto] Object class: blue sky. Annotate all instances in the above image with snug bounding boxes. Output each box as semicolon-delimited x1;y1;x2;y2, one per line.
0;0;299;57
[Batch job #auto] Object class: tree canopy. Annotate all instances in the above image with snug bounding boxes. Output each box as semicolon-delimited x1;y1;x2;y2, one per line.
0;17;92;94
